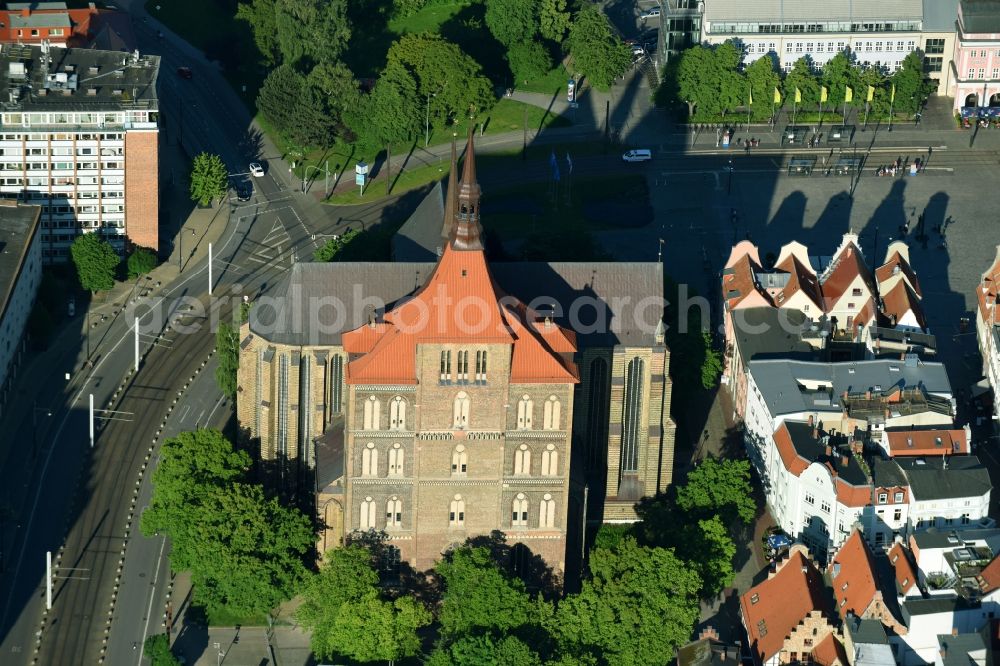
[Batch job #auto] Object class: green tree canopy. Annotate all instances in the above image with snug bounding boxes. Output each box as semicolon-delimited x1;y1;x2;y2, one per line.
891;51;930;114
143;633;181;666
350;61;422;147
485;0;538;48
257;64;304;138
215;321;239;400
189;152;228;207
676;45;722;116
820;52;861;108
676;457;757;525
127;246;157;280
235;0;280;65
298;546;430;662
428;634;543;666
551;537;701;664
568;5;630;90
679;517;737;597
538;0;571;43
784;57;820;107
859;66;891;116
508;40;553;84
70;232;119;292
312;229;361;262
745;56;781;120
386;34;495;124
274;0;351;67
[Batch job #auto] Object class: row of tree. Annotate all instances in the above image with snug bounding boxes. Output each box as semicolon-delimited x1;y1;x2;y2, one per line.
238;0;631;153
69;233;156;293
668;42;932;121
295;456;757;664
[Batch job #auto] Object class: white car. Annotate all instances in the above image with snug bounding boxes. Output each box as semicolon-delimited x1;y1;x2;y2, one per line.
640;8;660;20
249;162;264;177
622;149;652;163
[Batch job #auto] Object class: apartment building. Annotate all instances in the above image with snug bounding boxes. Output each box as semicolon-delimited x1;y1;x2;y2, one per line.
0;2;135;51
976;246;1000;426
0;200;40;412
0;43;159;260
951;0;1000;113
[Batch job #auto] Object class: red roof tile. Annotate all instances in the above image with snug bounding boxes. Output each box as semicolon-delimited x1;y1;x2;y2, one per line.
884;429;968;457
740;550;834;664
876;250;922;297
811;633;848;666
723;253;770;310
829;530;878;619
821;242;875;304
880;280;926;330
775;254;823;310
888;542;917;595
977;552;1000;594
773;422;809;475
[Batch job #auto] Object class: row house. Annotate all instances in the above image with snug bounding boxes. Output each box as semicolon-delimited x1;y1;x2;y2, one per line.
878;427;971;458
0;2;135;51
976;245;1000;427
951;0;1000;113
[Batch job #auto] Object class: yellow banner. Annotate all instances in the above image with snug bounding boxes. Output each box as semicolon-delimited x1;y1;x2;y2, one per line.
845;86;853;103
749;87;753;106
774;87;781;104
890;84;896;103
795;87;801;104
820;86;828;103
867;85;875;102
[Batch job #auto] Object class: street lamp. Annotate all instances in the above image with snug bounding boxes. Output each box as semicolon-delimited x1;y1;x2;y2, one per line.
214;641;224;666
425;93;436;147
727;158;734;195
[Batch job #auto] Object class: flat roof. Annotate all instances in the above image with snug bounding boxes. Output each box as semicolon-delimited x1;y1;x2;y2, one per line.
912;527;1000;549
0;201;40;326
0;43;159;114
923;0;960;31
895;456;991;501
704;0;922;24
7;2;68;9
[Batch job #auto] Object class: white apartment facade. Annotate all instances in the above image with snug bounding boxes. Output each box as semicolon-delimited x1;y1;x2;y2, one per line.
0;202;40;412
0;44;160;261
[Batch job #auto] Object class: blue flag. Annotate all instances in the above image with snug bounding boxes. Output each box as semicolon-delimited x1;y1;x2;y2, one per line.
550;150;560;182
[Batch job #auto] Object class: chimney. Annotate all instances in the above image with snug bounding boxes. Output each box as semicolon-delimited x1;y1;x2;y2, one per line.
21;8;29;17
699;626;720;641
885;407;891;419
808;414;814;426
825;445;833;456
866;389;872;399
813;425;819;439
841;454;850;467
951;627;959;637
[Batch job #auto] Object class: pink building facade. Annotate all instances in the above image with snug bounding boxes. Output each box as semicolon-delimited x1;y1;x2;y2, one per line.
951;0;1000;114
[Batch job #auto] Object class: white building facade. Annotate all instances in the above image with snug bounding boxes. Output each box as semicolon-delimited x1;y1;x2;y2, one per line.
0;203;41;411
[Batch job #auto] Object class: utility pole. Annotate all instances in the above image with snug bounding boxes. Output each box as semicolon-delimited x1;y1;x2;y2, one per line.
385;143;391;196
46;550;52;609
134;316;139;372
522;104;528;160
208;242;213;296
89;393;94;448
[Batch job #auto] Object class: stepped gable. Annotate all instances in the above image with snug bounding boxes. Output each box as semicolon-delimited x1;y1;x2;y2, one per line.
342;131;579;386
820;238;875;303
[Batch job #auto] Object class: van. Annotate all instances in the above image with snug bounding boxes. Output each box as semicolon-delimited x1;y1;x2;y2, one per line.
622;149;652;163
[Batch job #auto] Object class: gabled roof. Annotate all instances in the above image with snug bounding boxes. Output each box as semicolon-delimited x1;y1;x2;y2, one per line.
978;245;1000;324
821;241;875;305
884;428;968;457
740;549;834;664
880;280;926;330
830;531;879;618
722;252;771;310
976;551;1000;594
775;253;824;310
876;250;922;297
812;632;849;666
895;456;991;501
888;542;918;595
772;421;869;488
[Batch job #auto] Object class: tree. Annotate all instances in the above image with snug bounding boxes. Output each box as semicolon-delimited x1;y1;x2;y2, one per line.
274;0;351;67
349;60;422;148
508;40;553;84
783;57;820;107
552;537;701;664
700;330;722;389
745;56;781;120
538;0;570;43
820;52;861;109
306;61;360;129
676;45;721;116
257;64;304;139
676;457;756;525
436;546;541;638
428;634;542;666
143;633;181;666
313;229;360;262
386;34;495;124
568;6;630;90
858;66;890;117
189;152;228;207
235;0;280;65
127;246;156;280
215;321;239;400
678;517;737;597
70;232;119;292
891;51;929;116
298;546;430;662
485;0;538;48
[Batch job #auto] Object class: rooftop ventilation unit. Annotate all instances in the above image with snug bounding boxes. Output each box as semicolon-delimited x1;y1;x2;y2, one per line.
8;62;25;80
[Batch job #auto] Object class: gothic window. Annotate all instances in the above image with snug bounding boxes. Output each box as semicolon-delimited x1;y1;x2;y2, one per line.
440;350;452;382
388;443;404;476
363;395;381;430
255;349;263;435
277;354;289;455
543;395;561;430
516;395;533;429
514;444;531;475
586;358;610;471
386;496;402;528
453;391;470;429
457;351;469;381
362;442;378;476
299;355;312;450
621;357;644;474
541;444;558;476
389;396;407;430
539;493;555;528
475;350;488;381
451;445;468;474
511;493;529;527
329;354;344;416
449;495;465;526
359;496;376;530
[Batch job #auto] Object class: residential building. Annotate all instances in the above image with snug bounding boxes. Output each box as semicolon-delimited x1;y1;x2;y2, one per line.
950;0;1000;114
975;245;1000;425
878;427;970;458
237;136;676;573
933;629;992;666
0;201;40;414
828;530;908;634
900;456;992;531
921;0;962;95
888;540;920;598
844;616;896;666
909;527;1000;588
675;626;742;666
870;459;912;547
0;44;160;259
0;2;136;51
739;544;848;666
896;597;992;665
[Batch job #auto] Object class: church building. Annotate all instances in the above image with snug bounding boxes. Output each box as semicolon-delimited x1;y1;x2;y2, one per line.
236;134;676;574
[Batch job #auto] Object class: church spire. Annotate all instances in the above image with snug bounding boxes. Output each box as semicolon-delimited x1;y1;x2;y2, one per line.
441;134;458;240
452;128;483;251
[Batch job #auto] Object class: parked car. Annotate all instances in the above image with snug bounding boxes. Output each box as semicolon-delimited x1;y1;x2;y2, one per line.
622;149;652;163
249;162;264;177
236;182;253;201
67;298;76;317
176;66;193;79
640;7;660;20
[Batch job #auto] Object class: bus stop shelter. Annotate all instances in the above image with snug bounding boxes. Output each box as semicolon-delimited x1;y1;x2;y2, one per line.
788;157;816;176
827;125;855;143
783;125;809;144
833;157;861;175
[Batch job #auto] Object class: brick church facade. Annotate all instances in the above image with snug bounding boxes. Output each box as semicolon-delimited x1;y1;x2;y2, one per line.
236;135;676;574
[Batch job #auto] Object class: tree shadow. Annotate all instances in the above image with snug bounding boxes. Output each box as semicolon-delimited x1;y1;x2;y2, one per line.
463;530;562;601
438;3;510;85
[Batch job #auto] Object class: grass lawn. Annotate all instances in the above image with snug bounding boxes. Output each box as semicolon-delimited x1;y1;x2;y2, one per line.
189;603;270;628
517;62;574;96
146;0;263;110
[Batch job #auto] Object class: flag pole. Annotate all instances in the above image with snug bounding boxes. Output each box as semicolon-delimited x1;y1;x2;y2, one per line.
793;100;798;127
888;87;895;132
864;102;870;130
771;97;775;132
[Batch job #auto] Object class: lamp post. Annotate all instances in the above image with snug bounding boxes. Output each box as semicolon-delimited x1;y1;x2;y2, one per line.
214;641;223;666
424;93;436;147
727;158;734;195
